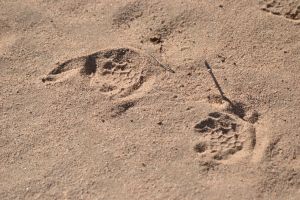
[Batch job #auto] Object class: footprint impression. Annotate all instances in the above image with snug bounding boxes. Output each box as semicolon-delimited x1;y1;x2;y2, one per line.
194;112;256;161
42;48;158;98
259;0;300;20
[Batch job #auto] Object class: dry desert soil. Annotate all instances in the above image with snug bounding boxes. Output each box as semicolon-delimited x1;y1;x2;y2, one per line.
1;0;300;199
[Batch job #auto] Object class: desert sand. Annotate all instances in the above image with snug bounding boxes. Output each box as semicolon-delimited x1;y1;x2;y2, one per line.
0;0;299;199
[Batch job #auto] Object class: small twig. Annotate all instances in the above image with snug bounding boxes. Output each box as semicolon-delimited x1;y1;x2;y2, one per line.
204;60;249;119
148;53;175;73
204;60;234;105
204;60;225;97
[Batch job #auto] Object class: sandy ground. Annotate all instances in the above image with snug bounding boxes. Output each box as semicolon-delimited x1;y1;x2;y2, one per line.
0;0;300;199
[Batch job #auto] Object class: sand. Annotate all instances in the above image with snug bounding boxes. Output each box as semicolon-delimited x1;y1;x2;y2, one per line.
0;0;299;199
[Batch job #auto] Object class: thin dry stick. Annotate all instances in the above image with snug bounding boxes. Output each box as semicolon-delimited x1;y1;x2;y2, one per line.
204;60;249;119
204;60;233;105
204;60;224;97
148;53;175;73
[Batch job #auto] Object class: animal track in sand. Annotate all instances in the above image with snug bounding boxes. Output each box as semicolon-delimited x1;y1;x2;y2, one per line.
259;0;300;20
194;112;256;161
42;48;158;98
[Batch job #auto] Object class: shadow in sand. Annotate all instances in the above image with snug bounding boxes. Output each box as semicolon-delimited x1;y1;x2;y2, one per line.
204;60;245;118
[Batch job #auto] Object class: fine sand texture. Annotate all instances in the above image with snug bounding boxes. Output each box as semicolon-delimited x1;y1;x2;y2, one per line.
1;0;300;199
